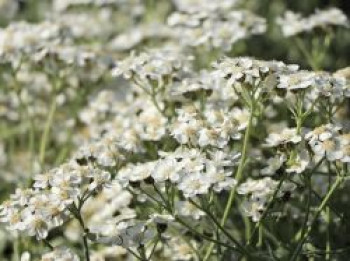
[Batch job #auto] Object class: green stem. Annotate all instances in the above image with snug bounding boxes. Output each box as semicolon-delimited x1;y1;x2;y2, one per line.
147;236;160;261
174;216;241;252
290;175;343;261
126;248;143;260
70;204;90;261
294;37;319;70
248;176;286;246
326;163;332;261
292;174;311;245
326;206;331;261
39;96;57;166
13;237;20;261
257;226;263;248
204;103;254;260
189;199;248;255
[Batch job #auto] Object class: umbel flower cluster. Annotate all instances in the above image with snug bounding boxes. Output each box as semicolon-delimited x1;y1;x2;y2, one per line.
0;0;349;260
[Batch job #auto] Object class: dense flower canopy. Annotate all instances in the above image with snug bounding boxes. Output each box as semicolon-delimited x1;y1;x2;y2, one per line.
0;0;349;260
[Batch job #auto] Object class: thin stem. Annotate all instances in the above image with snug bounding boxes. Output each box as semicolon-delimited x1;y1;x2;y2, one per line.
257;226;263;248
208;107;253;258
69;204;90;261
290;175;343;261
326;205;331;260
326;163;332;261
204;102;254;260
294;37;318;70
43;239;54;250
243;215;251;244
292;174;312;245
153;184;172;212
174;216;241;252
150;88;167;118
136;185;237;254
287;178;344;223
39;96;57;166
82;236;90;261
147;236;160;261
189;199;248;255
126;248;143;260
248;176;286;245
139;186;167;209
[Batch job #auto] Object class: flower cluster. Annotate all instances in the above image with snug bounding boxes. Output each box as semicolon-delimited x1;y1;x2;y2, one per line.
238;178;296;222
0;1;349;260
118;147;240;197
168;9;266;51
277;8;349;37
41;247;79;261
0;161;112;239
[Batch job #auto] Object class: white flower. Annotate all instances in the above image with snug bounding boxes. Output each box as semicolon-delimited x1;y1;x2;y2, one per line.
148;213;174;225
138;106;168;141
336;134;350;162
117;162;156;186
41;247;79;261
167;237;198;261
39;197;67;227
213;57;298;86
177;149;206;174
205;162;237;192
175;201;205;220
152;158;181;183
276;11;306;37
116;221;156;248
178;172;211;198
169;9;266;51
308;8;349;29
305;124;340;143
209;150;241;168
33;174;50;189
112;47;192;82
230;107;251;131
241;196;267;222
0;206;26;231
170;71;213;97
265;128;301;147
277;71;315;90
87;169;111;191
313;73;346;101
238;178;296;222
111;52;147;79
0;21;67;59
277;8;348;37
286;158;309;174
238;177;277;196
198;127;222;147
306;125;343;161
21;209;49;239
309;139;342;161
172;0;238;13
261;154;286;176
286;149;310;174
171;118;202;145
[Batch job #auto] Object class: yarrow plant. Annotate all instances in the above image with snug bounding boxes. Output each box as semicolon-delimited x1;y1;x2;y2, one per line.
0;0;349;260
